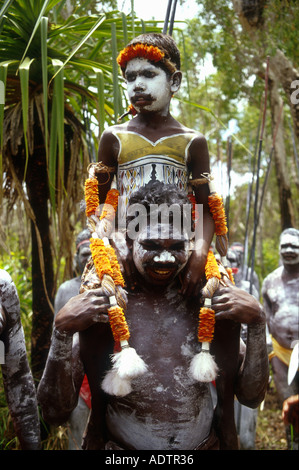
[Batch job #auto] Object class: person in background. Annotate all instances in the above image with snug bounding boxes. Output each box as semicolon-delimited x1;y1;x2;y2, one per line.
262;228;299;450
53;228;92;450
227;245;260;450
0;269;40;449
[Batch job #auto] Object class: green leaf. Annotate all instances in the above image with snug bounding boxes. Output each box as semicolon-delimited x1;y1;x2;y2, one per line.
19;56;35;180
111;22;119;122
96;69;105;137
0;61;8;149
19;0;51;66
0;60;8;205
121;13;128;46
41;16;48;161
49;14;106;86
52;58;64;196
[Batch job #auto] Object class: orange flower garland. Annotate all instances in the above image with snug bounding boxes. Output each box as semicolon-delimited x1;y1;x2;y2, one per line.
198;308;215;343
117;44;165;70
84;175;132;349
84;177;99;217
197;250;220;344
204;249;221;281
106;245;125;288
226;267;235;284
208;193;228;236
187;193;199;223
108;306;130;343
89;238;113;280
100;188;120;221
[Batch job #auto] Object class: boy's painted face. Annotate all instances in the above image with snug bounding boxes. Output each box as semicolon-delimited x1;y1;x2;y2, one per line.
125;58;178;115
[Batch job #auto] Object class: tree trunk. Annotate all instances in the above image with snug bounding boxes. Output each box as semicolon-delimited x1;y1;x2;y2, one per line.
25;130;54;383
232;0;299;140
268;76;295;230
232;0;297;230
269;51;299;141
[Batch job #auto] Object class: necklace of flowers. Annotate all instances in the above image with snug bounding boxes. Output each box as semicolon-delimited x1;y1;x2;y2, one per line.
84;167;147;397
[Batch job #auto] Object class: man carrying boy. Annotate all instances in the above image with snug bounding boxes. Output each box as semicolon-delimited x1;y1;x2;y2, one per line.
37;182;268;450
95;33;214;297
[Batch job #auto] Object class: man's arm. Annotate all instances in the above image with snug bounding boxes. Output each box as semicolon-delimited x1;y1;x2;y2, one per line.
37;327;83;425
37;288;109;424
0;272;40;449
261;277;274;333
213;283;269;408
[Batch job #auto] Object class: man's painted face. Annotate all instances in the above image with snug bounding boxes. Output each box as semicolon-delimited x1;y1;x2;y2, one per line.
132;223;190;286
125;58;174;114
279;233;299;266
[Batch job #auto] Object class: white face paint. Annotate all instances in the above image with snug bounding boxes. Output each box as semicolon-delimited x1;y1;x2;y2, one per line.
125;58;178;115
154;251;175;263
132;223;190;285
279;233;299;265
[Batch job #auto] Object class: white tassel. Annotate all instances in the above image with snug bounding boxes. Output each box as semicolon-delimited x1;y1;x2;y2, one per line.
101;369;132;397
111;344;148;379
101;341;148;396
189;342;218;383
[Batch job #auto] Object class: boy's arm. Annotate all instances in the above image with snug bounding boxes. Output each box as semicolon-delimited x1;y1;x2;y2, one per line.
180;135;215;296
96;129;119;203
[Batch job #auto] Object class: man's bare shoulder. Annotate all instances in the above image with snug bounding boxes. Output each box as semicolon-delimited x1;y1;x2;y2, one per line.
262;266;284;289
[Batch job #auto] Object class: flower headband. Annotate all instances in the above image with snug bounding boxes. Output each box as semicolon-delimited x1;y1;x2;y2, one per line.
117;43;177;74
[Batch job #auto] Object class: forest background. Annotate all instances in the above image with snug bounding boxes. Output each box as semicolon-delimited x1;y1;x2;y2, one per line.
0;0;298;449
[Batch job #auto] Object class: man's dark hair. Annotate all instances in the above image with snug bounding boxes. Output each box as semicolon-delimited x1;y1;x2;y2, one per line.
129;180;188;207
75;228;91;252
280;227;299;241
127;181;194;236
